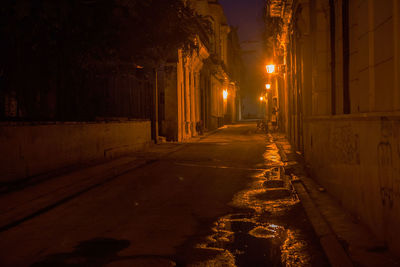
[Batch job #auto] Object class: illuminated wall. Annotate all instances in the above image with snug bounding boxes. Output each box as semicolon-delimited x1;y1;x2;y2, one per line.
271;0;400;254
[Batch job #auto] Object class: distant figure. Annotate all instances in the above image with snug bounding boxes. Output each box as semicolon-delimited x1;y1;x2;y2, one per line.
196;120;204;135
271;98;279;131
271;107;278;128
257;118;268;133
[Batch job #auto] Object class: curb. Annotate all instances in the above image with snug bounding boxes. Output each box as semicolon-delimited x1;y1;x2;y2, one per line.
291;179;353;267
275;139;354;267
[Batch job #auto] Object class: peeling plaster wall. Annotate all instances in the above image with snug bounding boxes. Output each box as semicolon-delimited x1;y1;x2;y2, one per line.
0;120;151;183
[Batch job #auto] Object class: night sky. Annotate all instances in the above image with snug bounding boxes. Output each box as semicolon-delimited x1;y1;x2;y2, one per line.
219;0;266;115
219;0;265;43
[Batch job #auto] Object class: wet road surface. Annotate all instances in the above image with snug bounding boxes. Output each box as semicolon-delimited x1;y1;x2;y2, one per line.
0;123;329;266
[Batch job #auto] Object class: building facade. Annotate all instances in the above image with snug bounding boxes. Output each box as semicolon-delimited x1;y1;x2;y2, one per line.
227;27;245;122
265;0;400;254
159;0;242;141
159;41;210;141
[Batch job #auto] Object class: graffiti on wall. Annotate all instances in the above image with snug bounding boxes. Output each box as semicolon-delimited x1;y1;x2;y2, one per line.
378;118;400;208
378;141;394;207
331;124;360;165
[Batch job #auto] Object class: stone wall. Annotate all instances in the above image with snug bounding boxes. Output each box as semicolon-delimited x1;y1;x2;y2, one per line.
0;120;151;183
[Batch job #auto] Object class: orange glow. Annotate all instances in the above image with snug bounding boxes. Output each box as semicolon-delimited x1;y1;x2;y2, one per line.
265;84;271;90
266;64;275;74
260;96;264;101
223;89;228;100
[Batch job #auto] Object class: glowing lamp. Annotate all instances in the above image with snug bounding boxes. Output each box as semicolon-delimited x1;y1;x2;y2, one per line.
223;89;228;100
259;96;264;101
266;64;275;74
265;84;271;90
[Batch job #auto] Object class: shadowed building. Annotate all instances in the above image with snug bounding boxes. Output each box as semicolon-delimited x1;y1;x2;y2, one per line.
158;34;210;141
159;0;243;141
227;27;245;123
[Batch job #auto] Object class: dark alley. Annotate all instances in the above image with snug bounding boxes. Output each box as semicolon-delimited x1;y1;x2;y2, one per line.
1;0;400;266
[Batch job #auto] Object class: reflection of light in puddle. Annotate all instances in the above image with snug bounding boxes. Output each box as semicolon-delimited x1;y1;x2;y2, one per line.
281;229;311;266
263;151;281;161
249;226;274;239
231;181;299;214
193;215;239;267
190;138;313;266
263;149;283;165
197;215;254;247
198;217;236;248
194;196;310;267
248;224;284;239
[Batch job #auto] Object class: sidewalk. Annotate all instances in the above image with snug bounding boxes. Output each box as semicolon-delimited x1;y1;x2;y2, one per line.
272;133;400;267
0;142;185;233
0;127;223;234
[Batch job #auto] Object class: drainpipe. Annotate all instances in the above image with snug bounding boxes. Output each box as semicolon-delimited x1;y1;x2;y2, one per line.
329;0;336;115
152;69;159;143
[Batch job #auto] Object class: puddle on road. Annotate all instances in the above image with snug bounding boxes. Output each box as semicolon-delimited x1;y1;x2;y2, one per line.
231;171;298;215
189;165;325;267
181;138;329;267
263;145;283;166
249;225;282;239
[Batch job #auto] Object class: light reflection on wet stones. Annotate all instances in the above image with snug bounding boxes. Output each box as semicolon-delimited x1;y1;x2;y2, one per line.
281;229;312;266
189;164;325;267
249;225;283;239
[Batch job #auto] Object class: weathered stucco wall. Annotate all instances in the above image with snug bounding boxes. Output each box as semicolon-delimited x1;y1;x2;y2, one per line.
0;120;151;183
304;114;400;253
269;0;400;256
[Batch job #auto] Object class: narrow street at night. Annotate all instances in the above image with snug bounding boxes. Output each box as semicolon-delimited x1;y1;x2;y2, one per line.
2;0;400;266
0;123;329;266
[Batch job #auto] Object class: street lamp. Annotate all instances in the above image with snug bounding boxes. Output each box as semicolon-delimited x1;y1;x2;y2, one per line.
266;64;275;74
259;96;264;101
223;89;228;100
265;83;271;90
